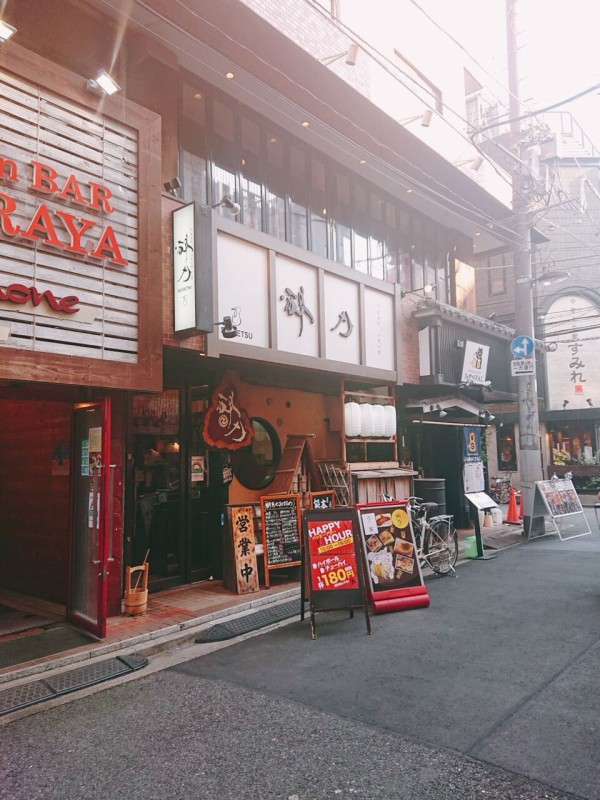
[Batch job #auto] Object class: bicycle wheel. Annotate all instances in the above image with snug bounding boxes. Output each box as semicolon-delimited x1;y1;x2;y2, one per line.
424;519;458;575
498;486;511;504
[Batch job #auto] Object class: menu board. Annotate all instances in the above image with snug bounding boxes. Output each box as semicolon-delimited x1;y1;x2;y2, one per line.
536;479;583;517
528;479;591;541
356;501;430;614
302;508;371;638
261;493;302;588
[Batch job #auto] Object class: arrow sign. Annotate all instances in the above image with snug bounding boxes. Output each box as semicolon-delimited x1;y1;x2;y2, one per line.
510;335;535;358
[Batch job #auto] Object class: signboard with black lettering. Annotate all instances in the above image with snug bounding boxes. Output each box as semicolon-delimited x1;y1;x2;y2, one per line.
355;501;430;614
308;490;336;509
302;508;371;639
261;493;302;587
229;505;259;594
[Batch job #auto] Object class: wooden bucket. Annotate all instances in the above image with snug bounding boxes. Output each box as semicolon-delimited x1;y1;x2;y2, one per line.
124;563;149;616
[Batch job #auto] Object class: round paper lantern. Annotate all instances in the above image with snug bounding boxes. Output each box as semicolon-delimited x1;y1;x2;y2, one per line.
344;402;361;438
384;405;397;438
372;404;385;438
360;403;374;437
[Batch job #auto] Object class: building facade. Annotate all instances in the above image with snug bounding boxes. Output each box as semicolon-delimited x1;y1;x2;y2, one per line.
0;0;519;634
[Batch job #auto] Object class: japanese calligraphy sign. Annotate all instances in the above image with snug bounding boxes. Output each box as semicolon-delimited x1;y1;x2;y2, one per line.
202;380;253;450
301;508;371;638
545;294;600;410
309;490;336;509
261;493;302;588
230;505;259;594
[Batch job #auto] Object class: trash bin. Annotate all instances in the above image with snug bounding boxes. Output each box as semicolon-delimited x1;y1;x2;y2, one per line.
413;478;446;515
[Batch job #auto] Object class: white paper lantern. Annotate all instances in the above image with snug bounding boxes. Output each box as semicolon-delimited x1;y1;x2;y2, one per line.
372;404;386;437
383;405;397;438
344;402;362;438
360;403;374;437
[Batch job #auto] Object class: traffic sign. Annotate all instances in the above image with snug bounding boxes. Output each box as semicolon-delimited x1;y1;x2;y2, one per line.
511;358;535;376
510;335;535;358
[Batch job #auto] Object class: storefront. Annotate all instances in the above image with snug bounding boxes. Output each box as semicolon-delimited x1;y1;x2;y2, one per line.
0;45;161;637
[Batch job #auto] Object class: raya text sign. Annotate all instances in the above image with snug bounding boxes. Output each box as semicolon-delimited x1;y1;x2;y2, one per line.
306;516;359;592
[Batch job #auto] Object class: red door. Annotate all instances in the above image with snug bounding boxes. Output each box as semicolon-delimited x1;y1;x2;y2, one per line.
68;400;112;638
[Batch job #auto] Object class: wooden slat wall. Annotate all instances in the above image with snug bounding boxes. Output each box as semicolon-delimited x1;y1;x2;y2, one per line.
0;69;140;362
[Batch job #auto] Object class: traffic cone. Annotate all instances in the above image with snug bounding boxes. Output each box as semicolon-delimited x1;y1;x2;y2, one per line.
517;491;524;520
506;488;520;524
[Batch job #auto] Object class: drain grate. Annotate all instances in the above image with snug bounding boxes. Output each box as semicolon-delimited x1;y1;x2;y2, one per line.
0;654;148;717
195;600;301;643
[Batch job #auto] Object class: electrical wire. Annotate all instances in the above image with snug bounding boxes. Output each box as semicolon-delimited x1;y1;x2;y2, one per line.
102;0;526;244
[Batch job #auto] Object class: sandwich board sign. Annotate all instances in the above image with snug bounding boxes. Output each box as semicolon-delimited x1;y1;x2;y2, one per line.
302;507;371;639
527;478;591;541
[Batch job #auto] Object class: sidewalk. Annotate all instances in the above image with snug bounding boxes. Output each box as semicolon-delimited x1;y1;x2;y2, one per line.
0;520;525;693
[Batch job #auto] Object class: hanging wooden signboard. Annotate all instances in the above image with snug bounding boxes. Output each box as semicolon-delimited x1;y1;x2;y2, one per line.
308;490;336;509
527;478;591;541
302;507;371;639
356;500;430;614
261;493;302;588
227;505;260;593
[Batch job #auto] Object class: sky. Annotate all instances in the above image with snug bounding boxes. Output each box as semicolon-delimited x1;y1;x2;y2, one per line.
429;0;600;148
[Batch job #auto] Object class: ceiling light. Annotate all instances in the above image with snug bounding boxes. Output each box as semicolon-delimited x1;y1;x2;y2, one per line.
301;121;310;127
225;71;235;80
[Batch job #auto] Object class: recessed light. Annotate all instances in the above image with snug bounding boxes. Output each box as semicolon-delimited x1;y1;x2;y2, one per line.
406;188;414;194
360;159;367;165
301;120;310;127
0;21;17;42
225;71;235;80
269;137;278;143
474;231;481;236
194;92;203;100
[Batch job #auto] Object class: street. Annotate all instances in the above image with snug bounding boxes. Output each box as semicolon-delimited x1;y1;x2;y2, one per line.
2;516;600;800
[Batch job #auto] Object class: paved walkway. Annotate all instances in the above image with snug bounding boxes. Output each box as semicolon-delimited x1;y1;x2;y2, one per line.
0;516;529;689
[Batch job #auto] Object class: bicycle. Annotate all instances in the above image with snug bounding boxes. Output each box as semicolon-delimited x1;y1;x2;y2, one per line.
489;472;512;505
381;494;458;576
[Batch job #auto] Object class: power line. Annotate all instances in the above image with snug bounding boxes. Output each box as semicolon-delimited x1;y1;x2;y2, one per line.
106;0;526;244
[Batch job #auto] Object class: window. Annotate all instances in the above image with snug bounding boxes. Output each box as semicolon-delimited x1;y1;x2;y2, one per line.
240;116;263;230
488;253;507;295
179;80;457;296
231;418;282;490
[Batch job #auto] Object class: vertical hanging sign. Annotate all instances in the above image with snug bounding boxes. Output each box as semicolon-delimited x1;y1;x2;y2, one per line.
172;202;213;333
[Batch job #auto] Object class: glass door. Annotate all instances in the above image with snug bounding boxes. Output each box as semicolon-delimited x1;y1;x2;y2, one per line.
68;400;111;638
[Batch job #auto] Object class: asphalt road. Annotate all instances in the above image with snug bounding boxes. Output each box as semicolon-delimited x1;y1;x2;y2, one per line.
2;513;600;800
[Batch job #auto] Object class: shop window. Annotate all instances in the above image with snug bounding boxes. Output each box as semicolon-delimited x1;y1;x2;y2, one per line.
309;158;328;258
231;417;282;490
132;390;181;581
240;116;263;230
488;254;507;296
496;425;517;472
266;134;286;239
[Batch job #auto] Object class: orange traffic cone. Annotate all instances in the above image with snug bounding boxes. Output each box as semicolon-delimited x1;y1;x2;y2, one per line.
517;491;524;519
506;488;520;524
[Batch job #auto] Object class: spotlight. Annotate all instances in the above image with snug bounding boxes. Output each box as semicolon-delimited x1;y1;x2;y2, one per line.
0;21;16;43
587;398;593;407
212;194;241;215
562;400;569;409
87;70;121;96
435;404;448;418
163;177;182;198
215;316;238;339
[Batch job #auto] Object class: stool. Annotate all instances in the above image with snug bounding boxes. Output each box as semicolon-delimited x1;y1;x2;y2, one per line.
124;563;149;615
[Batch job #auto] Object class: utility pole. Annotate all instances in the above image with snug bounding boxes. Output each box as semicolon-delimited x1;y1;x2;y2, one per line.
506;0;543;529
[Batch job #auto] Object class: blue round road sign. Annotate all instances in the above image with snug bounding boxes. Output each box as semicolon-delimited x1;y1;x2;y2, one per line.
510;335;535;358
